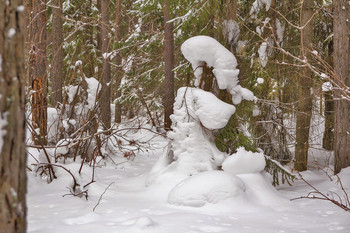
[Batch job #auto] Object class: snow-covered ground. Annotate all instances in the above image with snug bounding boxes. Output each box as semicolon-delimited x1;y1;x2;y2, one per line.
27;130;350;233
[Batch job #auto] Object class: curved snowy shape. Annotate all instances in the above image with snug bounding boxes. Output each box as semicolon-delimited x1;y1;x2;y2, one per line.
181;35;238;90
174;87;236;130
181;35;254;105
168;171;245;207
222;147;266;175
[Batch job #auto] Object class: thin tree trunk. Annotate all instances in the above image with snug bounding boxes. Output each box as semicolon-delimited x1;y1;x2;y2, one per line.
31;0;48;145
99;0;111;130
294;0;313;171
163;0;175;130
322;36;334;150
0;0;27;231
323;90;334;150
333;0;350;174
114;0;122;123
50;0;63;107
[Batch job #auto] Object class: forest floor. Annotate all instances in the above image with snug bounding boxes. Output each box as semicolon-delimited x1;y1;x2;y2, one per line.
26;128;350;233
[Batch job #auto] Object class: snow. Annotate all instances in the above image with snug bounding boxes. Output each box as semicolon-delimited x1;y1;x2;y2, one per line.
258;42;268;67
47;108;60;143
322;81;333;92
146;87;232;186
168;171;245;207
85;77;101;108
75;60;82;67
8;28;16;38
223;20;240;45
250;0;272;15
26;131;350;233
17;5;25;12
257;77;264;84
181;36;254;105
175;87;236;130
276;18;284;45
222;147;266;175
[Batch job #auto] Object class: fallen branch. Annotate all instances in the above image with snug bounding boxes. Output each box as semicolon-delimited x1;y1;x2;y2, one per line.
291;173;350;212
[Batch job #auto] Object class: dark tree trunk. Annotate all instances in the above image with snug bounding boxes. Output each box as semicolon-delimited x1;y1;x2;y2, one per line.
295;0;313;171
163;0;175;130
50;0;63;107
323;90;334;150
99;0;111;130
333;0;350;174
322;36;334;150
114;0;122;123
31;0;48;145
0;0;27;231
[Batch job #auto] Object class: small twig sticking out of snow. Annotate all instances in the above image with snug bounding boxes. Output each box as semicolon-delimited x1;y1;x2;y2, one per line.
93;182;115;212
291;172;350;212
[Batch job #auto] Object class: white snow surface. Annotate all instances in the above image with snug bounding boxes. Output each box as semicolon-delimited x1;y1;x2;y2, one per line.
181;36;254;105
168;171;246;207
222;147;266;175
27;128;350;233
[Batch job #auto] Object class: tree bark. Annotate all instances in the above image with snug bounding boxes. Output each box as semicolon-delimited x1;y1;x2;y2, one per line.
0;0;27;231
294;0;313;171
323;90;334;150
333;0;350;174
50;0;63;107
163;0;175;130
31;0;48;145
114;0;122;123
99;0;111;130
322;35;334;150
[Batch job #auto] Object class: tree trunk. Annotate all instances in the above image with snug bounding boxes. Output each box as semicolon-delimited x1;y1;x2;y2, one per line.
323;90;334;150
114;0;122;123
333;0;350;174
294;0;313;171
31;0;48;145
322;37;334;150
0;0;27;231
50;0;63;107
163;0;175;130
99;0;111;130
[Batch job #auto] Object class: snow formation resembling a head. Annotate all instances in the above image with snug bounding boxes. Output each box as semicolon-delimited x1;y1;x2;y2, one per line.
181;35;254;105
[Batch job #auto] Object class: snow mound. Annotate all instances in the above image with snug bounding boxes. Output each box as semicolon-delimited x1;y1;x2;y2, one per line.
181;35;254;105
335;167;350;190
237;173;288;208
168;171;245;207
222;147;266;175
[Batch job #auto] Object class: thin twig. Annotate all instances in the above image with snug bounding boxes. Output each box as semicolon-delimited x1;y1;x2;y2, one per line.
93;182;115;212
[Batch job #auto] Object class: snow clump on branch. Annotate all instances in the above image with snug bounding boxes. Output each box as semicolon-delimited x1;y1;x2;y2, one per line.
181;35;254;105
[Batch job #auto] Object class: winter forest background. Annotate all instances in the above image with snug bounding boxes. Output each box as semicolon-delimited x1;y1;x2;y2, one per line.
1;0;350;232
